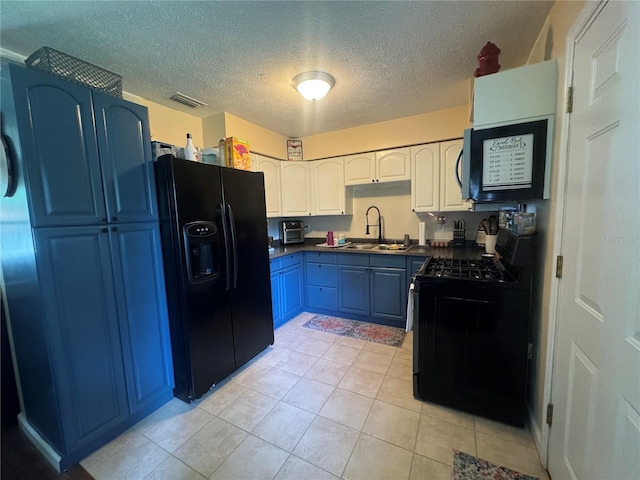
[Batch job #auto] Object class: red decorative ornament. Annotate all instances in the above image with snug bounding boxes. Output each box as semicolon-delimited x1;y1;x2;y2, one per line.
474;42;501;78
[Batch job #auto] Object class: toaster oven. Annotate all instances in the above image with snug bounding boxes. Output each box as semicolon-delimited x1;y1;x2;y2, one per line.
281;220;305;245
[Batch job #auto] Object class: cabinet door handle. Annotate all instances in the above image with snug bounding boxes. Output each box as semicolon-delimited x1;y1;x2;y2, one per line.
376;179;380;182
101;227;108;233
371;179;375;183
111;216;118;222
100;217;107;223
111;226;118;232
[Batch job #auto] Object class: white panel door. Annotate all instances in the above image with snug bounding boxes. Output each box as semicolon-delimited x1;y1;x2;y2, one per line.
548;2;640;479
312;157;345;215
255;155;282;217
375;147;410;183
439;139;471;212
344;153;375;185
411;144;440;212
281;161;312;217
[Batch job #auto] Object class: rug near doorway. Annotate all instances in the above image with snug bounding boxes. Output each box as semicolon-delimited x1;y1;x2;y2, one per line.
302;315;406;347
452;451;539;480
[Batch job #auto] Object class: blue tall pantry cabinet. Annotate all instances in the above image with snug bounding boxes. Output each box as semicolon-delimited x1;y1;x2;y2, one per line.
0;63;174;470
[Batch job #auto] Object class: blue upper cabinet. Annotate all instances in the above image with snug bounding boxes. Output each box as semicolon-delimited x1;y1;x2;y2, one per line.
93;91;157;223
5;64;157;227
8;64;106;227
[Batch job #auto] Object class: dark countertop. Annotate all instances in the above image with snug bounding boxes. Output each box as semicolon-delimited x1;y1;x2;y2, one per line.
269;238;486;260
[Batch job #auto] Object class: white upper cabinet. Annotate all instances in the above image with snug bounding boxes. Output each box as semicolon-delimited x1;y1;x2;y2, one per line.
253;154;282;217
344;153;376;185
411;140;472;213
375;147;411;183
411;144;440;212
344;148;410;185
439;139;472;212
473;59;557;128
311;157;351;216
281;161;312;216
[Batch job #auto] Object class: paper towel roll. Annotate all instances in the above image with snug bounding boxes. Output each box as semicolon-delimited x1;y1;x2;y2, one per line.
419;222;427;246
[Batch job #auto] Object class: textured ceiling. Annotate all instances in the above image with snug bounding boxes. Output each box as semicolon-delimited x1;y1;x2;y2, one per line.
0;1;553;138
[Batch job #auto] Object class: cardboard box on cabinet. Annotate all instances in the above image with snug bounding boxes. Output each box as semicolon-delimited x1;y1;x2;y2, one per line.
223;137;251;170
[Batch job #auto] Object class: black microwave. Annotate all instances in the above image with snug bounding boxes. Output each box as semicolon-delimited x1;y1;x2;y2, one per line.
461;118;552;203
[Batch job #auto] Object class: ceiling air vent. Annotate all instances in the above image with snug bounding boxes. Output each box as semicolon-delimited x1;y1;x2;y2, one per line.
170;92;208;108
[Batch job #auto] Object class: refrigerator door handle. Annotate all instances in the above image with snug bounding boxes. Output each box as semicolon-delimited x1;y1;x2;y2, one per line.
218;203;231;291
227;204;239;289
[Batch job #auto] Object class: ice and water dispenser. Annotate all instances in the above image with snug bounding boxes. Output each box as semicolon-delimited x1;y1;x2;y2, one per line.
183;221;219;283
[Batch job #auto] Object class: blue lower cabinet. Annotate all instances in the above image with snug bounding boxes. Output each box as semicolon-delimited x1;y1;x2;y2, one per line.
270;270;282;327
32;224;173;467
110;224;174;415
270;253;302;328
338;265;370;315
370;267;406;321
281;264;303;319
307;285;338;310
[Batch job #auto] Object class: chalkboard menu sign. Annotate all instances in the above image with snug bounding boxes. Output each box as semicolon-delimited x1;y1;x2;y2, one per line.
467;119;549;203
482;133;534;190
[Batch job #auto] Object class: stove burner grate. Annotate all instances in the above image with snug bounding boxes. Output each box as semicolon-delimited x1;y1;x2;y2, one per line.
421;257;513;282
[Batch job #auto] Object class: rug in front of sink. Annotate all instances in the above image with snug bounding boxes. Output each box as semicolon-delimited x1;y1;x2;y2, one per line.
303;315;406;347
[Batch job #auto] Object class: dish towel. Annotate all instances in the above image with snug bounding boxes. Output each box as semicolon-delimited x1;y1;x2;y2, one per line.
406;282;415;332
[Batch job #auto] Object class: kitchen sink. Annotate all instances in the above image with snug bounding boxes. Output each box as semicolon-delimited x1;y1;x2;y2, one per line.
345;243;376;250
371;244;412;252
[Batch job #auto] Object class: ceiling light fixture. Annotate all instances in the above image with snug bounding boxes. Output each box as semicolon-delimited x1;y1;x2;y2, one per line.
293;71;335;101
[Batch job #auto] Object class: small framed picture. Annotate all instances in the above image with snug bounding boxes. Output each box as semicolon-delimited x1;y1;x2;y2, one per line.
287;140;303;161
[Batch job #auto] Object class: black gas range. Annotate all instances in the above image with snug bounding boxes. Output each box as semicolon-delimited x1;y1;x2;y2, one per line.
412;230;535;427
419;256;516;283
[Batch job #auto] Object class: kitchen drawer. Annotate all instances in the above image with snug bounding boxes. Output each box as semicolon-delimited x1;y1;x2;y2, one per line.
370;255;405;268
269;258;281;272
306;263;337;287
306;285;338;310
337;253;369;266
305;252;337;264
280;253;301;269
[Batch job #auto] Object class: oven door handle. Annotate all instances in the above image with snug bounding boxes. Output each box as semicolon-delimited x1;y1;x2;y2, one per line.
441;296;492;305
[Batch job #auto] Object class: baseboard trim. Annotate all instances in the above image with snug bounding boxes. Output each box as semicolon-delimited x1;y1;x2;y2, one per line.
18;413;62;472
527;405;546;467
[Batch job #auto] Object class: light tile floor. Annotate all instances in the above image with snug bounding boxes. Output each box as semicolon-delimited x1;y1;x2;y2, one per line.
80;312;549;480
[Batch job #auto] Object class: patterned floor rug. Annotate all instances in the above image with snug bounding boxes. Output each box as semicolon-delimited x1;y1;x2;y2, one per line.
302;315;406;347
452;451;539;480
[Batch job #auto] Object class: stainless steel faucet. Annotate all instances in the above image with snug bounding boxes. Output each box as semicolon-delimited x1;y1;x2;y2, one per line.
365;206;383;243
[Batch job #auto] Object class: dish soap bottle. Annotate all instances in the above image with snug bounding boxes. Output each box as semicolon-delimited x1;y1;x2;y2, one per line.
184;133;197;161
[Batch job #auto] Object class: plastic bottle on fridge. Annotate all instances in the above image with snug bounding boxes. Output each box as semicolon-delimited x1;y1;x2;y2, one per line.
184;133;197;161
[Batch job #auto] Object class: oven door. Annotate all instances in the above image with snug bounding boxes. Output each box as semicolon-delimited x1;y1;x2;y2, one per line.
413;279;530;426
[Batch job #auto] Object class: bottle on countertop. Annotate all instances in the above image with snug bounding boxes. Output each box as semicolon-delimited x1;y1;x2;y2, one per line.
184;133;197;161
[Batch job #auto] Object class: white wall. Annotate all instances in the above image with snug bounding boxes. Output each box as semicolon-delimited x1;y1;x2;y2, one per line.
523;0;587;453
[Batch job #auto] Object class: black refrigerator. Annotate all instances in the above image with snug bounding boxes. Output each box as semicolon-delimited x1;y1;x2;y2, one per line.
155;155;274;402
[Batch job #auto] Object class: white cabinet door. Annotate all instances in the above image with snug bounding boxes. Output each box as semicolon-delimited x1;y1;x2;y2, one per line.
281;161;312;217
254;154;282;217
344;153;375;185
439;139;471;212
312;158;348;215
411;144;440;212
474;59;557;128
375;147;411;183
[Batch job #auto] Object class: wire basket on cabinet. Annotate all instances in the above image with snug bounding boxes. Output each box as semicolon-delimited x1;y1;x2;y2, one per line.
25;47;122;97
